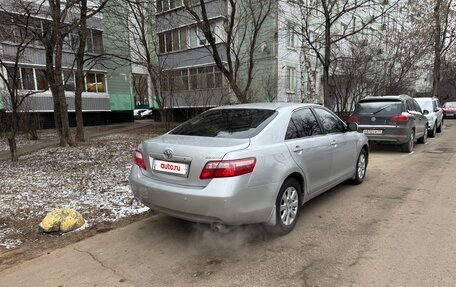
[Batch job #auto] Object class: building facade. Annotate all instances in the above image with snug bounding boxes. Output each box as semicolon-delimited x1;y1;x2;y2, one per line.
0;0;134;126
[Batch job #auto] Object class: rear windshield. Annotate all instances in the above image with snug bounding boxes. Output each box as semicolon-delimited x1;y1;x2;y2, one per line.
354;100;402;116
443;102;456;108
169;109;277;138
415;99;433;112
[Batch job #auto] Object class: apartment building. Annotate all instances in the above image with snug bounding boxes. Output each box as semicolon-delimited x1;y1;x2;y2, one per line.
0;0;134;126
149;0;309;112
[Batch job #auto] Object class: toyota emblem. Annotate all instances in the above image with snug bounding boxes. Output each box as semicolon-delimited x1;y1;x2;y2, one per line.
163;149;173;160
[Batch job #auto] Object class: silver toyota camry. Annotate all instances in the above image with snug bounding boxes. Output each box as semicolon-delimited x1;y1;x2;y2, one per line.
129;103;369;235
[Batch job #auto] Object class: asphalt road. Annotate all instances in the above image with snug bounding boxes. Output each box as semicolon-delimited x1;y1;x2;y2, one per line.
1;121;456;287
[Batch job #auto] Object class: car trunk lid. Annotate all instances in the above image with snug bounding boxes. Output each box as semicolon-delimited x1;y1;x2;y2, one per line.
354;99;404;126
141;134;250;187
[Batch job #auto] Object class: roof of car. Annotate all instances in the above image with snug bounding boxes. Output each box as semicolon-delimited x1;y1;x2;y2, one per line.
214;102;321;111
415;97;436;101
359;95;411;102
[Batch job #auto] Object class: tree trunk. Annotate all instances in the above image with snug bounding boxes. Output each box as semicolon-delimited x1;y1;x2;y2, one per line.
432;0;442;98
323;16;331;107
75;0;88;142
8;107;18;162
55;38;73;147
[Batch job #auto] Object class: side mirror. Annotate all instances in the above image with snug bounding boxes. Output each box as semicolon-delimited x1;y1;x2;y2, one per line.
423;109;429;115
347;122;359;132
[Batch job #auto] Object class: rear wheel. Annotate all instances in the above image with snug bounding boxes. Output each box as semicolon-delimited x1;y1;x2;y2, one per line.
418;126;428;144
350;149;367;185
271;178;302;236
401;131;414;153
428;122;436;137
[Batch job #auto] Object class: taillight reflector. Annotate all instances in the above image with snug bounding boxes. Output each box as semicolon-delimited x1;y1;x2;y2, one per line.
347;114;358;123
391;113;409;123
200;158;256;179
133;150;147;170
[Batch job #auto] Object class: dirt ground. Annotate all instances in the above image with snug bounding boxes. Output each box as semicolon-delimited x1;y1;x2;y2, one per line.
0;125;165;271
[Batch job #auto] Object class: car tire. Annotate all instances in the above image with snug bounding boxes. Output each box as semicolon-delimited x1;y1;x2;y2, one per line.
271;178;302;236
437;120;443;133
401;131;414;153
428;123;436;137
418;126;428;144
350;149;368;185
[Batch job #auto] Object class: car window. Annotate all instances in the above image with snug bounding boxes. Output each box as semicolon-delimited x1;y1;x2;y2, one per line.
413;100;422;113
170;109;277;139
285;109;322;140
443;102;456;108
313;108;345;134
416;100;433;112
435;99;441;108
406;100;415;112
354;100;402;115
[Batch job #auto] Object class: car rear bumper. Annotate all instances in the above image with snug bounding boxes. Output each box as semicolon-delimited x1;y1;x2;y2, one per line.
128;166;279;225
359;125;411;144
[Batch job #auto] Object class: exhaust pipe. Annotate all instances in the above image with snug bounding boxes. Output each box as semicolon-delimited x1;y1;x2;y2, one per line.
210;222;228;232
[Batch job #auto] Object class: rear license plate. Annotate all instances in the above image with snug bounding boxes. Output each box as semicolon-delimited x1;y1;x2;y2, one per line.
447;114;454;117
363;129;383;135
152;159;189;176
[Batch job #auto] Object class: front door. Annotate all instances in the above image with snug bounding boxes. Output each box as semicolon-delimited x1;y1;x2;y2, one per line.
284;108;332;194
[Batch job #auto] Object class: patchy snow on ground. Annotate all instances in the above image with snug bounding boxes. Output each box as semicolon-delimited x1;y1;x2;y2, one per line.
0;131;159;250
0;130;57;152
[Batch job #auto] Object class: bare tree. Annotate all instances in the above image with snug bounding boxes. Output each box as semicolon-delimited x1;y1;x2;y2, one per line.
290;0;399;104
0;4;47;161
104;0;175;128
184;0;274;103
409;0;455;98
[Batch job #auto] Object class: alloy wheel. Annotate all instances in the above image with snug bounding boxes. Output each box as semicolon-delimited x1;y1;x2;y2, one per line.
279;187;299;226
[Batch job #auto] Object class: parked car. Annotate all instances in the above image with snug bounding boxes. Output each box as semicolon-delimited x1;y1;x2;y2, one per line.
348;95;428;153
415;97;443;137
140;109;153;120
129;103;369;235
442;102;456;119
133;109;147;120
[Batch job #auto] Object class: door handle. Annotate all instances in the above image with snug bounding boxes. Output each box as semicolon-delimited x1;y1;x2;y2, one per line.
293;146;303;153
330;140;337;146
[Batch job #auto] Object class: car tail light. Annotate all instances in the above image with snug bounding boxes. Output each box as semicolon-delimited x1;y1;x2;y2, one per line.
391;113;409;123
200;158;256;179
347;114;358;123
133;150;147;170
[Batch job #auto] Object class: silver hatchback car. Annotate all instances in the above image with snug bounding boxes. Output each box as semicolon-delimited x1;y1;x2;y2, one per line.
129;103;369;234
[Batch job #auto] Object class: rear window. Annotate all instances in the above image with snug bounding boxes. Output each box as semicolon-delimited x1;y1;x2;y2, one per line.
169;109;277;138
443;102;456;108
415;99;434;112
355;100;402;116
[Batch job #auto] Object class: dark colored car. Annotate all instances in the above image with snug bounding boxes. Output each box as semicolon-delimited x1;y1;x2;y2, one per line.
348;95;428;153
442;102;456;119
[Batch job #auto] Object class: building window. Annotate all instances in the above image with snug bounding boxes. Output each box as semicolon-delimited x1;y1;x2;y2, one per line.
21;68;35;90
285;67;296;93
36;69;47;90
287;22;296;48
158;27;190;54
162;66;222;92
156;0;183;13
92;30;103;54
86;73;107;93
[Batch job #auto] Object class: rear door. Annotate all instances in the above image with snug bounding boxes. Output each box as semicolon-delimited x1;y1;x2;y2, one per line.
284;108;332;194
313;108;358;182
409;99;426;137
